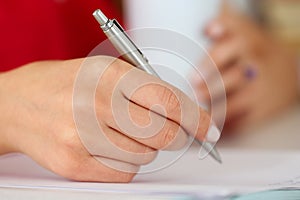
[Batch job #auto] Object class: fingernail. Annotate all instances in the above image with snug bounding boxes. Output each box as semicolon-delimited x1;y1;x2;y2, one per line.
206;124;221;143
207;21;225;39
244;65;258;80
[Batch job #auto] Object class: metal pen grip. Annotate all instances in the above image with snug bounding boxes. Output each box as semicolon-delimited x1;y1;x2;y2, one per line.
104;20;159;77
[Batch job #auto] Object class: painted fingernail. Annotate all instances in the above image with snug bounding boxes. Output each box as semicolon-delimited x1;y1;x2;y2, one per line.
207;21;225;39
244;65;257;80
206;124;221;143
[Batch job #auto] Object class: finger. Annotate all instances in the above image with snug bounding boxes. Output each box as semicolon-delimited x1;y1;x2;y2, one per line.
205;61;258;99
207;39;240;73
193;40;240;91
195;68;227;103
205;0;246;41
192;41;240;103
119;70;220;144
107;100;189;151
204;0;236;40
225;89;250;121
86;124;158;166
204;19;227;41
66;155;138;183
219;64;248;95
210;88;250;133
196;63;250;104
94;156;140;175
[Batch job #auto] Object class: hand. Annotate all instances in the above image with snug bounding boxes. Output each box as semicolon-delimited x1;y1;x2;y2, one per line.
192;4;299;133
0;56;220;182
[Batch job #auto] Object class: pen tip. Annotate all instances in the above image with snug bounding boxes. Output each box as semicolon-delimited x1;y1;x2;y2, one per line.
93;9;108;26
212;149;222;164
216;157;223;164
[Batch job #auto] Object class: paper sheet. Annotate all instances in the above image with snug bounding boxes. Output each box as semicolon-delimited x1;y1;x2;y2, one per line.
0;146;300;197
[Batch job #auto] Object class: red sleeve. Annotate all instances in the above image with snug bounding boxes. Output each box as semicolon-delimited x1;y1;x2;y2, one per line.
0;0;123;72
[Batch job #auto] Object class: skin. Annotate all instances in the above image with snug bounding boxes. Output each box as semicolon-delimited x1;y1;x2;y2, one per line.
0;56;213;183
193;4;299;133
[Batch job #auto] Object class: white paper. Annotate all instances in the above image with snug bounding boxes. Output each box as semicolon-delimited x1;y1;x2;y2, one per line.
1;146;300;197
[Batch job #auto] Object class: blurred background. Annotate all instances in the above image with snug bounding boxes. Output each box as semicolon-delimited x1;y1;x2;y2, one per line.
123;0;300;149
124;0;300;66
253;0;300;54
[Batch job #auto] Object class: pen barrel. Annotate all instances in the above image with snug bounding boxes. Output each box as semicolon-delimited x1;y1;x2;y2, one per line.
103;20;160;77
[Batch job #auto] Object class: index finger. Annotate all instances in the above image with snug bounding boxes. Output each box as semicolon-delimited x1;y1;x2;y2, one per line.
119;68;221;143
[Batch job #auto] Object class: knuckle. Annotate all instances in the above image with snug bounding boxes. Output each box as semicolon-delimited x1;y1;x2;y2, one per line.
157;87;180;112
159;124;177;149
59;130;81;150
111;57;133;72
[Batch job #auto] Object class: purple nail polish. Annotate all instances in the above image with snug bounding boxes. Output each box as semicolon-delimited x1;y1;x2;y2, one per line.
244;66;257;80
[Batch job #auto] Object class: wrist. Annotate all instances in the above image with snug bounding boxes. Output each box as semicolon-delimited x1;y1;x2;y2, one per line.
0;71;21;154
0;72;10;154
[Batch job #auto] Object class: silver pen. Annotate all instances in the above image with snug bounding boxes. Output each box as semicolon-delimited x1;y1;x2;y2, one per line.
93;9;222;164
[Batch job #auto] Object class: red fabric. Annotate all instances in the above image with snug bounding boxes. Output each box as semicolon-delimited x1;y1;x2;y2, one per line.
0;0;122;71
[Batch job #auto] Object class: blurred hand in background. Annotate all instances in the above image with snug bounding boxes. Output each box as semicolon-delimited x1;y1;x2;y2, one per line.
193;2;299;134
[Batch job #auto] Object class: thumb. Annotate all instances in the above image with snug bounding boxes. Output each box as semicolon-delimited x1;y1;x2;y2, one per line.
205;0;237;40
